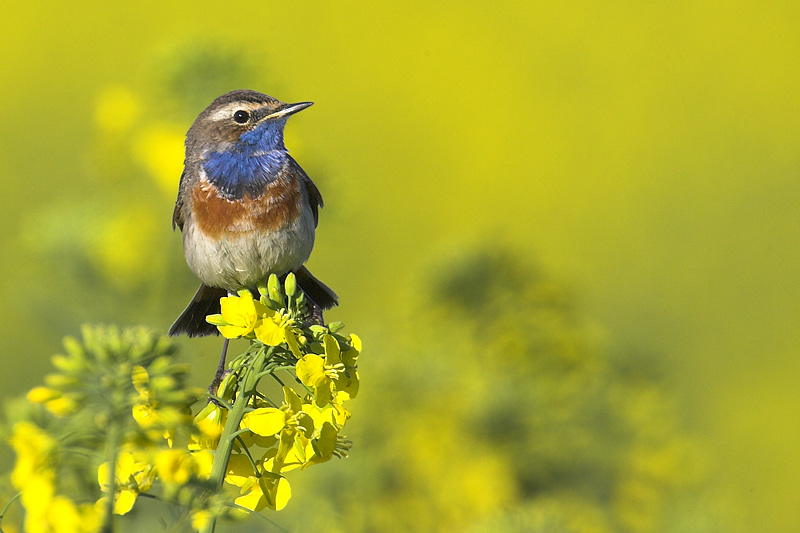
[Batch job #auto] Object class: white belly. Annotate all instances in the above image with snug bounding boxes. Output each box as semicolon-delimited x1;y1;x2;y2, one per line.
183;204;315;289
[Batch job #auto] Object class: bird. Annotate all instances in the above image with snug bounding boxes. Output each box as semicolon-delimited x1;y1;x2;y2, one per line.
168;89;337;338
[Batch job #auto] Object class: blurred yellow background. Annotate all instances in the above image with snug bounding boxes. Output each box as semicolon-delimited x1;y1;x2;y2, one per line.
1;1;798;531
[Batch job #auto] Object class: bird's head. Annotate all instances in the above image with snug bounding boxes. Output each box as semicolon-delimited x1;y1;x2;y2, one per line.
187;89;312;157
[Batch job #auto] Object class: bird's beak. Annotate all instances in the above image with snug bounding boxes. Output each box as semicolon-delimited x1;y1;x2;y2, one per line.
261;101;314;121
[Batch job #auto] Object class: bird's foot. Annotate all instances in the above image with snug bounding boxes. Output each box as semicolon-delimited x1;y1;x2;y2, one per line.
208;369;232;407
208;338;231;406
305;297;326;327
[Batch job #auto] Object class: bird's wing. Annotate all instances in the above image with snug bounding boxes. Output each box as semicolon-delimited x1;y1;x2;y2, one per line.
289;155;323;227
172;169;187;231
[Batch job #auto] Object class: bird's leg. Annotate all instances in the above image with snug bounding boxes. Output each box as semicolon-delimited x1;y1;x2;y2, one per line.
306;295;326;326
208;338;230;401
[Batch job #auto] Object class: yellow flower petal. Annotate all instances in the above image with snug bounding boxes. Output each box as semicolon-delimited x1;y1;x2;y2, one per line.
224;454;253;487
283;386;303;413
323;334;341;365
302;403;349;430
254;316;285;346
194;450;215;479
220;291;253;316
217;291;262;338
242;408;286;436
116;452;136;480
234;480;267;512
156;449;192;485
284;328;302;358
20;474;55;515
349;333;362;353
10;422;56;490
114;489;138;515
49;495;82;533
335;378;359;401
191;510;212;530
270;477;292;511
314;422;338;460
97;462;110;489
296;354;326;389
219;324;251;339
132;404;157;429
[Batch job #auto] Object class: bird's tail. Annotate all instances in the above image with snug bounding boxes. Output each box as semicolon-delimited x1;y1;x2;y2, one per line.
295;266;338;309
169;268;337;337
168;284;227;337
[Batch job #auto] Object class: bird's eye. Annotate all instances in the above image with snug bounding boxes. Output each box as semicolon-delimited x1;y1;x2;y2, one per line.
233;110;250;124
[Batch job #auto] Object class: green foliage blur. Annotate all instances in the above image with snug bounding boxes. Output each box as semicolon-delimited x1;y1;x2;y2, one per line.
2;2;799;531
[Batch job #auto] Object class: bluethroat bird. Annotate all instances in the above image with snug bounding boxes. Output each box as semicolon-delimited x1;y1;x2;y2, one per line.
169;90;337;339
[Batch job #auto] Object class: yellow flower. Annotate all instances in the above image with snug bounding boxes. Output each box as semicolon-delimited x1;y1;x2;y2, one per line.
192;401;227;449
20;475;56;533
301;402;350;431
238;476;291;512
252;388;349;475
9;422;105;533
131;365;149;396
296;334;346;407
224;453;254;487
191;509;212;530
9;422;56;491
155;449;194;485
207;290;266;339
336;334;361;400
253;309;294;347
304;422;339;467
154;448;213;486
131;366;159;429
296;354;333;406
253;315;283;345
236;430;279;452
22;494;103;533
194;450;215;479
98;451;155;515
130;365;188;444
225;454;292;512
46;496;82;533
277;415;343;470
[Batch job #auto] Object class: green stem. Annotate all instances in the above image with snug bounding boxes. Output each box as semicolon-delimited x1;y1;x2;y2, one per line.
201;350;266;533
101;420;122;533
202;389;248;533
270;373;286;387
205;393;234;411
0;491;21;526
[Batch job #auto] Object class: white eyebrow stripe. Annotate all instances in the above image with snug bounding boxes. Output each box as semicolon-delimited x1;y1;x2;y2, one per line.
207;102;258;121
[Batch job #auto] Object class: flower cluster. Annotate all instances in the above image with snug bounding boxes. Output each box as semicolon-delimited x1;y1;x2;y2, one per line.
5;326;202;532
2;275;361;532
202;274;360;515
8;421;103;533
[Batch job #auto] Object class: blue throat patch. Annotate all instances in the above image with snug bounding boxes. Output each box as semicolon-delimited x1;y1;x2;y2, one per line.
203;119;289;199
